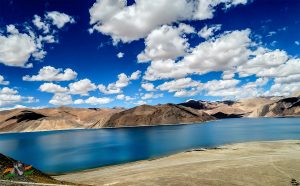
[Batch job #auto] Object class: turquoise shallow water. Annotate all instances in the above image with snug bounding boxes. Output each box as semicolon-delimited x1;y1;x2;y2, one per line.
0;117;299;174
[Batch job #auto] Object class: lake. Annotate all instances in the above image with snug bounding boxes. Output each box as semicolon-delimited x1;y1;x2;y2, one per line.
0;117;299;174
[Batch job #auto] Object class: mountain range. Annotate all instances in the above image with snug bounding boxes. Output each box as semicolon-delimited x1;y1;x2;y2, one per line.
0;96;299;133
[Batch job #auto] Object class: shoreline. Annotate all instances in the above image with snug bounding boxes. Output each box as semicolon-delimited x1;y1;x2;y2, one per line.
51;138;300;176
54;140;300;186
52;138;300;176
0;116;299;135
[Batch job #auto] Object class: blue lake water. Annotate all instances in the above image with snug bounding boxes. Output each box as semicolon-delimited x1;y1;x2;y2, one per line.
0;117;299;174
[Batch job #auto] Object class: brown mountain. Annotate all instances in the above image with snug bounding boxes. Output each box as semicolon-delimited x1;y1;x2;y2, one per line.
252;97;300;117
180;97;283;118
0;96;299;133
0;107;122;133
103;104;215;127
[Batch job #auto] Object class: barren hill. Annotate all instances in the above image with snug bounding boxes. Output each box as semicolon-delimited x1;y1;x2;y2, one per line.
252;97;300;117
0;107;122;133
103;104;215;127
179;97;283;118
0;96;299;133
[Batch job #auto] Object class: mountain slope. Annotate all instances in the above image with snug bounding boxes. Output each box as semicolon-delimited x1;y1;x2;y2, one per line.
179;97;281;117
0;107;122;132
103;104;215;127
0;96;299;133
252;97;300;117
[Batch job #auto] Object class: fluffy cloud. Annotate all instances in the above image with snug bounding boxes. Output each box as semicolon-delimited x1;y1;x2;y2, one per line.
274;74;300;85
33;11;75;33
141;92;163;100
117;52;124;58
0;26;37;67
156;78;202;97
141;82;155;91
137;24;194;62
39;83;68;93
174;89;198;97
0;87;37;107
236;47;300;97
49;93;73;105
130;70;141;80
143;59;189;81
202;79;267;99
266;82;300;97
198;24;221;39
98;84;121;94
203;79;240;92
243;78;268;89
264;74;300;96
89;0;248;43
74;97;112;105
134;100;147;105
45;11;75;28
157;78;201;92
98;70;141;94
255;59;300;78
237;49;288;77
144;29;252;80
138;24;299;98
32;15;50;33
69;79;97;96
0;75;9;85
38;79;99;98
23;66;77;81
0;91;22;107
0;12;74;68
0;87;18;95
222;71;235;79
116;94;135;101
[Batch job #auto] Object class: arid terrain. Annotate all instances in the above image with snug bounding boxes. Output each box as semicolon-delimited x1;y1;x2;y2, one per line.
55;140;300;186
0;96;299;133
103;104;215;127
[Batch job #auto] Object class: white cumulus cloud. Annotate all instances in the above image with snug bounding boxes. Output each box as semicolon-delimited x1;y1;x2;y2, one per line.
74;96;112;105
45;11;75;28
157;78;201;92
117;52;124;58
198;24;221;39
0;12;75;68
144;29;252;80
39;83;68;93
23;66;77;81
98;70;141;94
69;79;97;96
137;24;194;62
0;75;9;85
49;93;73;105
141;82;155;91
0;87;37;107
116;94;135;101
89;0;248;43
141;92;163;100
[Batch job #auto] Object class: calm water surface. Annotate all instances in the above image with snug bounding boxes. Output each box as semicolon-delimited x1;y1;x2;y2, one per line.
0;118;299;174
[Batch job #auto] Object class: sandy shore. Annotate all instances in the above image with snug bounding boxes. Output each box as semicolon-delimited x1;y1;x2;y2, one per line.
54;140;300;186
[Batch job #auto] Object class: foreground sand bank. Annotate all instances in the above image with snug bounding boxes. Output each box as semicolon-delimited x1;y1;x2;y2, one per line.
55;140;300;186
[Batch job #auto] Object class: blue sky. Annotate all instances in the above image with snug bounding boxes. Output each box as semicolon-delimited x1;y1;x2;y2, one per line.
0;0;299;109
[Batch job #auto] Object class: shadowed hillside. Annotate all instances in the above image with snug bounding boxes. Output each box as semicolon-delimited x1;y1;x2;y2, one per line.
0;96;299;133
103;104;215;127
